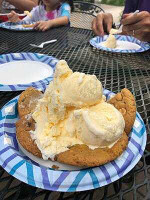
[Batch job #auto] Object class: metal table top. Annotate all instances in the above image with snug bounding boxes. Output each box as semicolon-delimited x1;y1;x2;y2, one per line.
0;26;150;200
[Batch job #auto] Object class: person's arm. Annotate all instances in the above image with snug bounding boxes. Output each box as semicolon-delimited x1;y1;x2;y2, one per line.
5;0;38;11
33;16;69;31
7;5;37;23
122;11;150;42
7;10;21;22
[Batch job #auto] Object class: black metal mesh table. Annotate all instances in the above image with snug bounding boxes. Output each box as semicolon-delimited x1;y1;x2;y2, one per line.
0;26;150;200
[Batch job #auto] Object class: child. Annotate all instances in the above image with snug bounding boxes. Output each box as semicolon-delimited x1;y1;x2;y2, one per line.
7;0;73;31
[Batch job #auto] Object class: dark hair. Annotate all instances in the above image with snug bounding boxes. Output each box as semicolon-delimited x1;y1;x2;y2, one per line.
38;0;74;11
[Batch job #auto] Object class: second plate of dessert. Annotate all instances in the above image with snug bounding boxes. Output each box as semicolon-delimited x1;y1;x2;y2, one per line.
90;35;150;53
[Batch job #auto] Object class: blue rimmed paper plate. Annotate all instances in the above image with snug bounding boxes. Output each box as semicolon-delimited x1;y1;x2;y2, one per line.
0;21;35;31
0;52;58;91
90;35;150;53
0;89;146;192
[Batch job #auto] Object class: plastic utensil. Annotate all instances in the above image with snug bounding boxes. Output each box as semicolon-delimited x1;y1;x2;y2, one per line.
30;39;57;48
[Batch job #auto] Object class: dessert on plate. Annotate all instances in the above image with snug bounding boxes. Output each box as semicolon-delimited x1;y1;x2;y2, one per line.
103;34;117;48
103;28;119;49
16;60;136;167
22;24;34;28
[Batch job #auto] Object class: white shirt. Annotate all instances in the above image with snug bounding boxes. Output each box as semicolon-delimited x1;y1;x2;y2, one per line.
23;4;71;23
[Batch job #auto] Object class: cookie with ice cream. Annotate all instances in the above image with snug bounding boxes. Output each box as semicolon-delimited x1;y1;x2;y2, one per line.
16;60;136;167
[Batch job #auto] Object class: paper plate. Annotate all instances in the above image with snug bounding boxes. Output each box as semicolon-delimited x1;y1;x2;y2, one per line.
90;35;150;53
0;21;35;31
0;52;58;91
0;89;146;192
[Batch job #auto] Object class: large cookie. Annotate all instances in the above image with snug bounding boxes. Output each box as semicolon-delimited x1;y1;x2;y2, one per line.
16;87;133;167
56;132;128;167
18;87;43;118
16;114;42;158
108;88;136;135
16;114;128;167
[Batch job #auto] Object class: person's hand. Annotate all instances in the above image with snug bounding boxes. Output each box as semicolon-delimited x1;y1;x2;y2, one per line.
122;11;150;42
33;21;53;31
92;13;113;36
7;11;20;23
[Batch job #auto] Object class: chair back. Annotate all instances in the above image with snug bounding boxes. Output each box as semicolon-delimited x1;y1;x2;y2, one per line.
71;1;104;30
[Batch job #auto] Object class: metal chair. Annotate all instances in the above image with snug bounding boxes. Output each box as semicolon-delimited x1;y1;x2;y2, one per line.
71;1;104;30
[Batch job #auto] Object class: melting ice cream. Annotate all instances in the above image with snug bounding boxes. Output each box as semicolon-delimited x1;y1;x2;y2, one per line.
32;60;125;160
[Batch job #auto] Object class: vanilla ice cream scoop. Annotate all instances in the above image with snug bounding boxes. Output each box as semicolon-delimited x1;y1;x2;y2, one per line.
74;102;125;147
54;60;103;107
44;60;103;109
61;72;103;107
44;60;73;98
104;34;117;49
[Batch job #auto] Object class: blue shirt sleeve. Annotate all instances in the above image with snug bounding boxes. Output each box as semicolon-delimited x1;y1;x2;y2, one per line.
60;3;71;19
